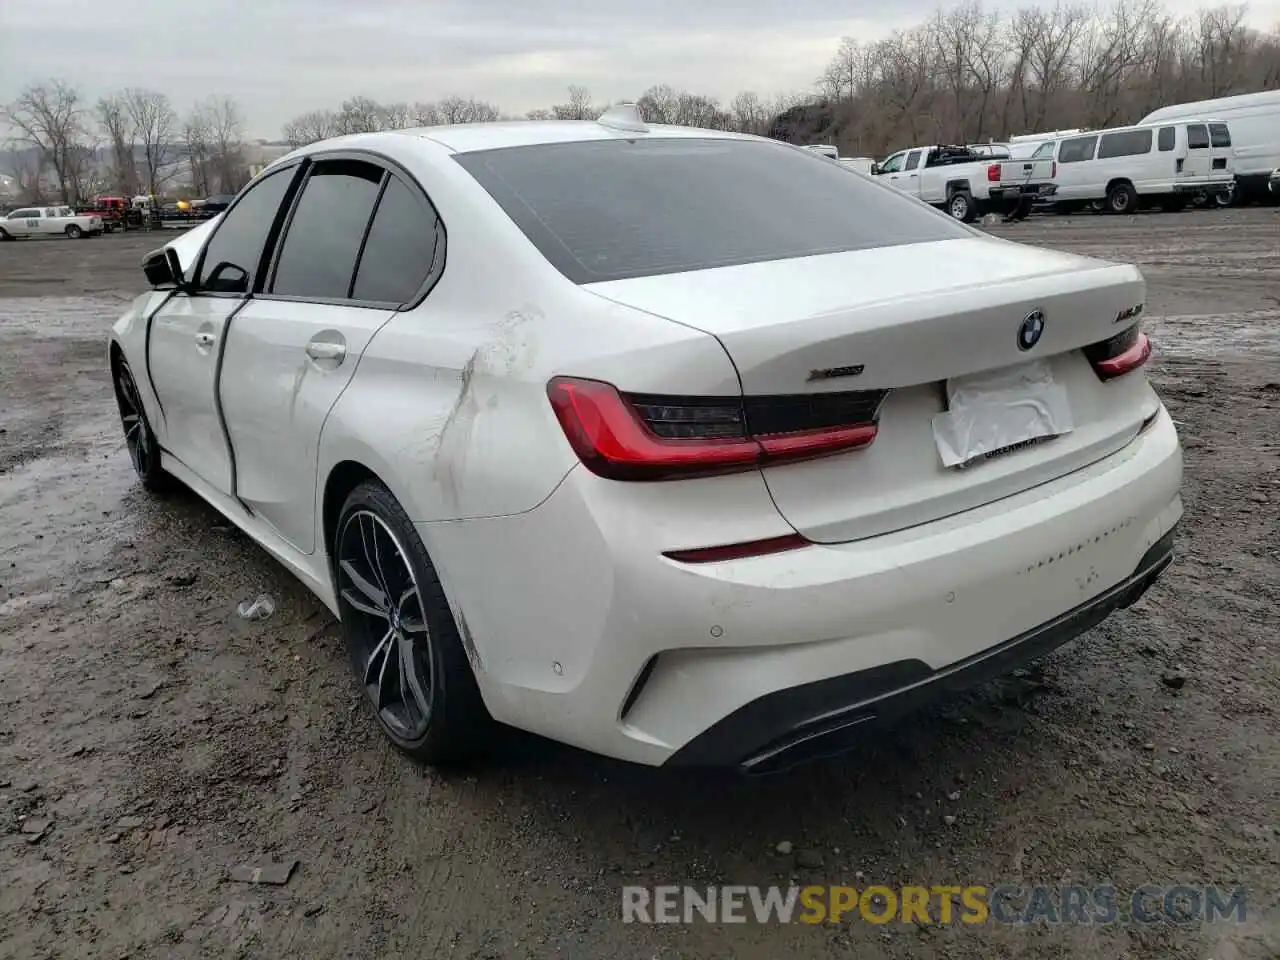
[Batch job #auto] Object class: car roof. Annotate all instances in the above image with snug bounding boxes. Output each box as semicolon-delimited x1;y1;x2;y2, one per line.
343;120;757;155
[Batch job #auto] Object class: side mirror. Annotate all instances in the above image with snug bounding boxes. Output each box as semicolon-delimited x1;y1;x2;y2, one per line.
141;246;188;291
870;163;880;175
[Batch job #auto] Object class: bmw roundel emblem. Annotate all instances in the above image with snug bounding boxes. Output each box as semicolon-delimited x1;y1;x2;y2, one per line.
1017;310;1046;351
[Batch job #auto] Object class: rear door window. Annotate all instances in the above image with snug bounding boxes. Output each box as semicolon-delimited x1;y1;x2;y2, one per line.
1058;136;1098;163
1208;123;1231;147
454;137;970;284
1187;124;1209;149
270;159;384;301
904;150;922;171
351;174;442;304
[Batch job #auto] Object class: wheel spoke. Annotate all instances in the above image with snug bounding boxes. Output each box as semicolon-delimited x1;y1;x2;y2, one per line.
340;586;388;620
368;516;401;600
398;633;431;719
339;558;387;611
341;510;434;740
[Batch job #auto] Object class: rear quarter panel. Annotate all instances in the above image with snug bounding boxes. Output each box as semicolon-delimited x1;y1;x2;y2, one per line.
314;134;740;527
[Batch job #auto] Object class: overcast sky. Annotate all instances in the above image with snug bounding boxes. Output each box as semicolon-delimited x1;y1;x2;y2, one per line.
3;0;1278;139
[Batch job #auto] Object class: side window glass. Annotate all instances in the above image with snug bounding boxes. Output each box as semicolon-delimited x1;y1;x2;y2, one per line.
1209;123;1231;148
904;150;921;171
352;175;441;304
197;167;295;294
271;159;383;300
1186;124;1209;149
1058;136;1097;163
879;153;904;174
1158;127;1175;151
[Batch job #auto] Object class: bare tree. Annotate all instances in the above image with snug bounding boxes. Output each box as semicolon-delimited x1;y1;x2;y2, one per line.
124;88;177;200
1193;5;1255;96
2;146;47;203
198;96;246;192
551;85;596;120
282;109;338;147
183;107;213;197
524;107;555;121
637;84;681;124
96;94;138;196
2;79;89;203
434;96;500;124
335;96;385;135
730;91;771;135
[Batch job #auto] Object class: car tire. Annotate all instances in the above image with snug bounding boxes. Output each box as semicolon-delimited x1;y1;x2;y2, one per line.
1213;184;1236;208
65;224;83;239
948;191;976;222
0;227;12;241
334;480;492;766
1106;183;1137;215
113;356;171;493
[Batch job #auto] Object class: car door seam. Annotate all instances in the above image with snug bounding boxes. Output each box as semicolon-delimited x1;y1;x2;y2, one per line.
215;297;256;513
142;290;178;427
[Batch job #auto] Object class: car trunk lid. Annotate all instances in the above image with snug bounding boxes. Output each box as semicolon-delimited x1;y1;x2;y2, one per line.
585;236;1157;543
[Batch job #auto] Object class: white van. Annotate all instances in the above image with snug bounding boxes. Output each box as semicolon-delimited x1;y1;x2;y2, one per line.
1139;90;1280;205
1030;121;1234;213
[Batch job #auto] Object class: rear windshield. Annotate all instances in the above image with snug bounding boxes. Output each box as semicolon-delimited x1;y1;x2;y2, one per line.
454;137;970;283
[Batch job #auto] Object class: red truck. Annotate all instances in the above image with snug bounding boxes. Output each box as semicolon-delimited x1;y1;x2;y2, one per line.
75;196;145;233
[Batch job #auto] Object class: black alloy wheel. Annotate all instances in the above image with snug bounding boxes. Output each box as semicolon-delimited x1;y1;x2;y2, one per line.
114;359;169;491
334;481;490;764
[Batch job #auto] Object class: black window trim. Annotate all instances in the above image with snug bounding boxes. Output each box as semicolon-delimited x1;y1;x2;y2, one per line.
189;158;306;299
253;147;448;312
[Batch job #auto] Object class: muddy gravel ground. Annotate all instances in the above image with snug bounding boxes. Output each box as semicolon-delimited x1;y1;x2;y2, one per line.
1;210;1278;960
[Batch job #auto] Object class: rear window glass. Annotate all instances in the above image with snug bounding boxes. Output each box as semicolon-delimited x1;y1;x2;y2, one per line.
1187;124;1209;149
454;138;969;284
1209;123;1231;147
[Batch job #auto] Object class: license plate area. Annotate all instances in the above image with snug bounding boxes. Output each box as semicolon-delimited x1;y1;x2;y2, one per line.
931;360;1074;469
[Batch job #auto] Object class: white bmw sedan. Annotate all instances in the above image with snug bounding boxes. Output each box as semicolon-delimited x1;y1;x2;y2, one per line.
108;107;1182;773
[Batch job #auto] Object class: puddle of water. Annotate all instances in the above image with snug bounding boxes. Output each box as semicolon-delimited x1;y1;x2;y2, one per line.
1144;309;1280;359
0;295;131;338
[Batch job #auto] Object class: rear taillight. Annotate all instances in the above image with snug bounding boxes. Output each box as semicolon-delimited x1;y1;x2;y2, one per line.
987;163;1000;182
1051;160;1058;178
1083;324;1152;381
546;377;886;481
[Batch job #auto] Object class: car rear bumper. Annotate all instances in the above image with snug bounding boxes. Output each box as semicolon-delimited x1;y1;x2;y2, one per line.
667;525;1174;772
425;407;1182;767
989;183;1056;200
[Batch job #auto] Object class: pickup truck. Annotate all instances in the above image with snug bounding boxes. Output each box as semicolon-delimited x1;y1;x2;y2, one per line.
986;156;1058;210
872;144;1019;221
0;205;104;240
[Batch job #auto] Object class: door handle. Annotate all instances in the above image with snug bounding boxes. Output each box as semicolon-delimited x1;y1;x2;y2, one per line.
194;332;215;347
305;341;346;362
